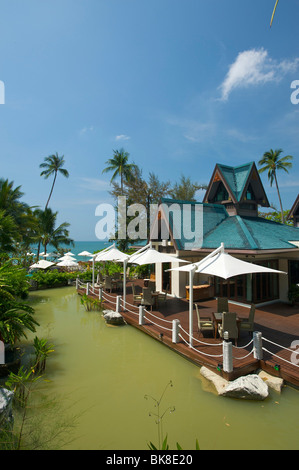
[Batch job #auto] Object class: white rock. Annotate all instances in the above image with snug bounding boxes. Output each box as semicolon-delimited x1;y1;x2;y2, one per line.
258;370;284;393
200;366;228;396
0;388;14;429
223;374;269;400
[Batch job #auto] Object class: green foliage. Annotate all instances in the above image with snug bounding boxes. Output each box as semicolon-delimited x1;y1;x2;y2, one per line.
33;336;55;373
0;259;38;344
80;294;103;312
288;284;299;304
31;270;70;288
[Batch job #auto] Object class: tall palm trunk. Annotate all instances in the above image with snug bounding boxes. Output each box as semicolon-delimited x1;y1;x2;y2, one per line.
45;171;57;209
273;171;284;223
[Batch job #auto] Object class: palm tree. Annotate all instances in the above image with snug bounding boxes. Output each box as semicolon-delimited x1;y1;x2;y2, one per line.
102;149;138;194
34;208;74;255
258;148;293;223
40;153;69;209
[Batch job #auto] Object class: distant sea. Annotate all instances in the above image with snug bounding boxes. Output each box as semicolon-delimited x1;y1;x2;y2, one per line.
31;241;110;261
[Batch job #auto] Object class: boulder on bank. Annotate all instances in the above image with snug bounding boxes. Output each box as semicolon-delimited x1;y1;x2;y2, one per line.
258;370;284;393
200;366;228;396
0;388;14;430
103;310;125;325
200;367;269;400
222;374;269;400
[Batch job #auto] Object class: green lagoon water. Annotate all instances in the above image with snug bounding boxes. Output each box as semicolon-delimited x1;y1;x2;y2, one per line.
20;287;299;450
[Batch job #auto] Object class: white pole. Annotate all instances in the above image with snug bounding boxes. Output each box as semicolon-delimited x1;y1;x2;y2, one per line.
123;258;127;311
139;305;145;325
172;319;180;344
189;267;196;348
223;339;233;373
92;256;95;287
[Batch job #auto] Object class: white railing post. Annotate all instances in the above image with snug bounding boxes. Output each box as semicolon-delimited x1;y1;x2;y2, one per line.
172;319;180;344
253;331;263;360
86;283;90;295
116;296;121;314
139;305;145;326
99;287;103;301
222;333;233;373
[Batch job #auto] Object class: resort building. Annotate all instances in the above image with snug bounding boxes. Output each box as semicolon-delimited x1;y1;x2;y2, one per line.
151;162;299;306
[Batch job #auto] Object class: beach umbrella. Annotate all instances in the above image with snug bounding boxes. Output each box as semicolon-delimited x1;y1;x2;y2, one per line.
65;251;75;256
78;251;93;257
30;259;55;270
129;246;189;266
57;259;79;268
58;254;76;261
168;243;286;347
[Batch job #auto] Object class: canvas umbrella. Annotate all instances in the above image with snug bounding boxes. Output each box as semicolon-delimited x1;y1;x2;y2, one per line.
30;259;55;270
129;246;189;266
78;251;93;257
95;245;130;309
57;258;79;268
168;243;286;347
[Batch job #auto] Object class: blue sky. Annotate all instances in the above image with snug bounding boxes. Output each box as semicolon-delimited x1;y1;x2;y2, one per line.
0;0;298;241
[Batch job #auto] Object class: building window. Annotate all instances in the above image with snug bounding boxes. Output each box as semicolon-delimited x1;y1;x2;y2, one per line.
289;260;299;285
213;182;229;202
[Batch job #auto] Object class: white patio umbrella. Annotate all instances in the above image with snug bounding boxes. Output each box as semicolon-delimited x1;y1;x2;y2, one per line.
78;251;93;257
30;259;55;270
168;243;286;347
57;259;79;268
58;254;76;261
129;245;189;266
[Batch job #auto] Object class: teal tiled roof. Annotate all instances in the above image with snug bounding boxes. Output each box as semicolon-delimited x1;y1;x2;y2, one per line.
159;198;299;251
217;162;254;201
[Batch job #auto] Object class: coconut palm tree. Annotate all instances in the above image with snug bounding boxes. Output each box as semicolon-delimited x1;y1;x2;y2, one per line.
40;153;69;209
34;208;74;255
102;148;138;194
258;148;293;223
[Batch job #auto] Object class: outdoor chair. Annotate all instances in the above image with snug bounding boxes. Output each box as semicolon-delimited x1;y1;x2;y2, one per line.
132;283;142;305
195;304;214;336
105;276;113;293
148;281;156;292
141;287;155;311
239;304;255;335
158;286;169;307
217;297;229;313
218;312;238;345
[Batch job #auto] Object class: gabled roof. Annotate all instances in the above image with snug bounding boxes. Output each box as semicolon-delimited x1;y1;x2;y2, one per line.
156;198;299;252
287;194;299;220
203;161;270;207
203;215;299;251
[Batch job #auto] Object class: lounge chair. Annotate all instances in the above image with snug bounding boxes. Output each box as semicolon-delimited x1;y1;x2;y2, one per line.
239;304;255;335
217;297;229;313
218;312;238;345
195;304;214;336
132;283;142;305
141;287;155;311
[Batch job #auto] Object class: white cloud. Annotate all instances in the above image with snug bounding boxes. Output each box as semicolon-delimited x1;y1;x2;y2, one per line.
77;177;110;192
219;48;299;101
115;134;130;141
79;126;94;135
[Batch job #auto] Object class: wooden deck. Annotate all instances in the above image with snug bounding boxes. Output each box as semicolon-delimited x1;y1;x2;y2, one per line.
78;280;299;387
